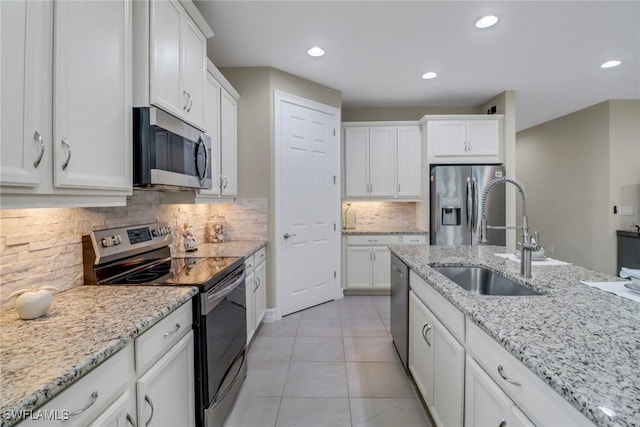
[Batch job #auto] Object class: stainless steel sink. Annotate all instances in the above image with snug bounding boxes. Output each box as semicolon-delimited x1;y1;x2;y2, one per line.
432;266;541;296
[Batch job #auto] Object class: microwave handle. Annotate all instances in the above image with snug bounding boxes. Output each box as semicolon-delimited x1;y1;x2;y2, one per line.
195;135;208;187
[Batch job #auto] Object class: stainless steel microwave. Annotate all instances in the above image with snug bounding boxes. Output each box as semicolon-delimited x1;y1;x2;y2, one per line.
133;107;212;190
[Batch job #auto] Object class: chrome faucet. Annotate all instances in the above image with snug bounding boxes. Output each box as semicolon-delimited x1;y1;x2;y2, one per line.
479;177;535;278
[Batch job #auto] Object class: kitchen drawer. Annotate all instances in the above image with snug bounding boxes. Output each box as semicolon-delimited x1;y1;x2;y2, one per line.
19;344;134;427
254;246;266;266
409;270;464;343
135;300;192;374
244;254;256;273
401;234;427;244
346;235;399;245
466;320;593;426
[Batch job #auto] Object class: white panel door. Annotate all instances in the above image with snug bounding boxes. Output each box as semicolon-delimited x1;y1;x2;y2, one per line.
372;246;391;289
396;126;421;198
368;127;395;197
279;99;337;315
53;0;131;190
346;246;373;289
220;89;237;196
344;127;369;197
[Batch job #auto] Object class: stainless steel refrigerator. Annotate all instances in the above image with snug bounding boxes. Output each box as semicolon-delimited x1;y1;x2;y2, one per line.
430;165;506;245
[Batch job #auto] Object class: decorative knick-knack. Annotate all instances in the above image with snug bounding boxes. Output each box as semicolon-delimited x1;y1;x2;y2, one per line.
344;203;357;229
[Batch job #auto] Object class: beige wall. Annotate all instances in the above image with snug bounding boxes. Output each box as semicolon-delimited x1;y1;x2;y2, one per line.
516;100;640;274
342;106;480;122
220;67;342;309
482;91;517;249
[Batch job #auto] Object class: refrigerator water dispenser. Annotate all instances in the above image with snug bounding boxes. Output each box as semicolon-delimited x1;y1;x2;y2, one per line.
441;197;461;226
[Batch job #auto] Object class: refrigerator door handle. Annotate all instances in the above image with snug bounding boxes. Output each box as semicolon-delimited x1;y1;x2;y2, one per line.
472;177;479;230
466;177;473;230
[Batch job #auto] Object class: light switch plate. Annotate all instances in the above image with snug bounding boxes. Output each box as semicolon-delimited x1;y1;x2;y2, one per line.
618;206;634;216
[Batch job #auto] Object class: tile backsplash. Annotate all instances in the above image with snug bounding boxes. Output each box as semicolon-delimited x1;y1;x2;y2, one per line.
0;192;267;308
341;201;417;228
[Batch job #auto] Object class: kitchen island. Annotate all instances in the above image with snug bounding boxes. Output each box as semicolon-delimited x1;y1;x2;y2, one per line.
390;244;639;427
0;285;197;427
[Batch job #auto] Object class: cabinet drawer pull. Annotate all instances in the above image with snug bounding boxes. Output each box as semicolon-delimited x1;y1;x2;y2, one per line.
421;322;432;346
254;277;260;291
61;137;72;171
126;413;137;427
144;395;155;426
68;391;98;418
163;323;181;337
497;365;522;387
368;239;378;243
183;90;189;111
33;131;45;168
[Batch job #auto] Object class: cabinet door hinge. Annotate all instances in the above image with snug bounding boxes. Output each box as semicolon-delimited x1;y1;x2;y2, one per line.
334;223;336;231
334;270;337;279
333;175;337;184
333;129;336;136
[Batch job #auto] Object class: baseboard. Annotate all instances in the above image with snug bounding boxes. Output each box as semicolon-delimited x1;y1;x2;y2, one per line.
262;308;278;323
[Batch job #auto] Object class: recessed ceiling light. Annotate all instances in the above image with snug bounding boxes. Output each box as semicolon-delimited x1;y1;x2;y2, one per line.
422;72;438;80
601;60;621;69
475;15;499;29
307;46;325;57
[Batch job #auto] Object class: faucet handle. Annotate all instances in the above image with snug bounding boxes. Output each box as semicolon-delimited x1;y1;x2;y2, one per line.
531;231;541;250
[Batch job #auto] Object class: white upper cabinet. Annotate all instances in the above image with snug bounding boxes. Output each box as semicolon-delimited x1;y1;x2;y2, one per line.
149;0;206;131
1;0;132;208
197;61;239;200
220;90;238;196
1;0;51;188
343;122;421;200
396;126;421;198
53;0;132;191
424;115;503;164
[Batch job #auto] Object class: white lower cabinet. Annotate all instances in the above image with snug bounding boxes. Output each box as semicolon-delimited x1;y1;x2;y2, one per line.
17;301;194;427
407;267;594;427
409;291;464;427
246;246;267;344
465;356;534;427
136;331;195;427
345;235;398;291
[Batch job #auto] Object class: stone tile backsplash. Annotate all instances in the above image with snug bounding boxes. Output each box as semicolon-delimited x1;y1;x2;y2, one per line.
341;201;417;229
0;192;267;308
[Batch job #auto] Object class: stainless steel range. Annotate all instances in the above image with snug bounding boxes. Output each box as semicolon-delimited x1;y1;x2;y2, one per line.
82;223;247;427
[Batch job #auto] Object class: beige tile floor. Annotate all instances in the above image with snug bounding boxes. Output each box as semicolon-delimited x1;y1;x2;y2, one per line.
224;296;432;427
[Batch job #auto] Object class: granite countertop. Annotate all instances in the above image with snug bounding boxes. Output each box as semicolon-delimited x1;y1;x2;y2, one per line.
173;240;267;258
389;244;640;427
0;285;197;426
342;226;427;235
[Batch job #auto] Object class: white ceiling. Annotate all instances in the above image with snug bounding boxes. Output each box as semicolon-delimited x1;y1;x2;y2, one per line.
193;1;640;131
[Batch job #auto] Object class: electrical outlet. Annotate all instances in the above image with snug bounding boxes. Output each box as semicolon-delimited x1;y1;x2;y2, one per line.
618;206;634;216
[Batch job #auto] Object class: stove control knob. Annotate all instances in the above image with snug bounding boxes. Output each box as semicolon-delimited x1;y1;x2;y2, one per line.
114;235;122;245
152;229;158;237
101;237;112;247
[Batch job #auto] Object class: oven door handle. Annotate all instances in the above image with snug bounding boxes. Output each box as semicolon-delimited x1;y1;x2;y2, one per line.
202;269;246;315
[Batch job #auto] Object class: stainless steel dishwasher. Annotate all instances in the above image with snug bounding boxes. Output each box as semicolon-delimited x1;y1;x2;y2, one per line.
390;253;409;369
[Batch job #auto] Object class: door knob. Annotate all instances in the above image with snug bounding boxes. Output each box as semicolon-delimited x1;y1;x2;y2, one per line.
283;233;296;239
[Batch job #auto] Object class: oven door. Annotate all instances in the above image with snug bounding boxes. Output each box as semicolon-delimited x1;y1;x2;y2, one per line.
200;266;247;427
134;107;212;190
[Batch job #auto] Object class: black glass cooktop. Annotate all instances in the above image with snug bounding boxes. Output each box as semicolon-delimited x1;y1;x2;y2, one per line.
109;256;243;289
